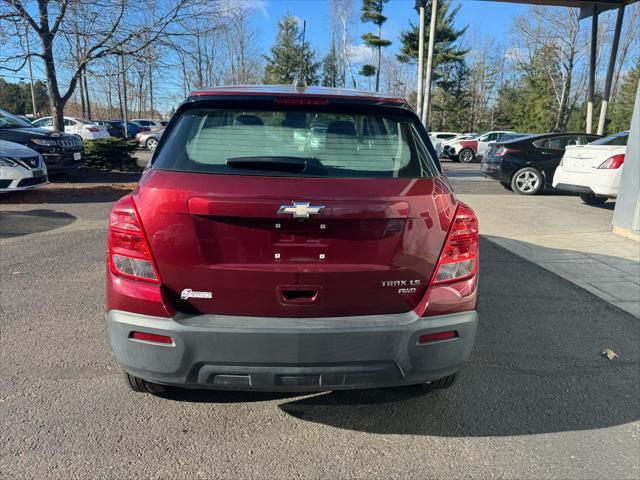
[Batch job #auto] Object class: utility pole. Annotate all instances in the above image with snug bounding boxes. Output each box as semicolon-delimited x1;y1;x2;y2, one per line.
149;62;154;118
24;25;37;118
121;52;129;138
421;0;437;127
597;4;625;135
586;8;598;133
416;1;425;118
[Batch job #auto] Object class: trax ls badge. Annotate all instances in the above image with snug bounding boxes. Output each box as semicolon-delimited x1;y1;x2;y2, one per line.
381;279;421;294
278;201;325;218
180;289;212;300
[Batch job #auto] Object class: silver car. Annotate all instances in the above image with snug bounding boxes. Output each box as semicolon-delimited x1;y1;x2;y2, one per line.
135;128;164;151
0;140;49;192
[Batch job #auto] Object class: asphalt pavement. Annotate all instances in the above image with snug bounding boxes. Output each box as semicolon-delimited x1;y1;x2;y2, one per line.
1;166;638;479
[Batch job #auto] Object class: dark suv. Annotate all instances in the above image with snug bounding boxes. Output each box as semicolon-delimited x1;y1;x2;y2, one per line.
106;85;479;395
0;109;84;174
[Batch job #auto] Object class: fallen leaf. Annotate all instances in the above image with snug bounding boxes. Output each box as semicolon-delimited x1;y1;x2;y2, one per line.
600;349;618;360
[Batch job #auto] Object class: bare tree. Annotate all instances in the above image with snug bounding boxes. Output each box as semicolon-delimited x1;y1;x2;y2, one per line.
512;6;589;131
1;0;189;130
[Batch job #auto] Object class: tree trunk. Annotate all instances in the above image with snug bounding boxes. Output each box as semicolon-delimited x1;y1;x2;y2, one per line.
84;73;92;119
375;25;381;92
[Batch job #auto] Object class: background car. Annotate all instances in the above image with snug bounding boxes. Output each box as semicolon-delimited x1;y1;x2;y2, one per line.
130;118;167;130
0;108;84;175
553;131;628;206
429;131;460;158
135;128;164;151
441;133;475;159
481;132;602;195
95;120;124;138
0;140;48;192
32;116;110;140
456;131;515;163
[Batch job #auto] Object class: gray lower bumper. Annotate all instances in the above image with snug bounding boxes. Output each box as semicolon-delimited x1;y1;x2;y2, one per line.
107;309;478;391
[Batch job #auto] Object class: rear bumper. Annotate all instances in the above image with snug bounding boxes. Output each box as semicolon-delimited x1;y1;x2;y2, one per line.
480;163;509;182
552;166;619;197
107;309;478;391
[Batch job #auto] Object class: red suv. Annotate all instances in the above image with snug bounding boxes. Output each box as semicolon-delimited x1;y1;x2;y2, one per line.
106;85;479;394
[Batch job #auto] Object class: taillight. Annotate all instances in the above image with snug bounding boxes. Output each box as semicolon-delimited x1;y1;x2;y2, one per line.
597;154;625;169
432;203;479;285
85;127;100;132
494;147;517;157
108;195;160;283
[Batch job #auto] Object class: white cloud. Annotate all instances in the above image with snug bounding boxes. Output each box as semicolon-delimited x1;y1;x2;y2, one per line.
348;44;375;64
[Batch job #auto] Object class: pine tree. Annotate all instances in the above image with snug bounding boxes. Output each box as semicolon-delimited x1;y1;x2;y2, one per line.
360;0;392;92
608;60;639;133
510;46;557;132
397;0;467;84
264;15;320;85
359;64;377;91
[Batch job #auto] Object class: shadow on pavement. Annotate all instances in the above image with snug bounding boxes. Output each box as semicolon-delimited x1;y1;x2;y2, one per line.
0;209;76;238
276;238;639;436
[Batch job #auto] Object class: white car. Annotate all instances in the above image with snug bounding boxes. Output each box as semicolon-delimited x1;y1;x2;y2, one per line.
0;140;48;192
553;131;628;206
441;133;475;158
32;116;110;140
429;131;460;157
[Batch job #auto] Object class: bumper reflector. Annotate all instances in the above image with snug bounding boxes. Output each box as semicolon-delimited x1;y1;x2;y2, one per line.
130;331;173;344
418;330;458;344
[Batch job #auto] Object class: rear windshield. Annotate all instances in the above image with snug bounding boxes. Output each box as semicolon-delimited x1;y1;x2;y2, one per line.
152;106;439;178
589;132;628;146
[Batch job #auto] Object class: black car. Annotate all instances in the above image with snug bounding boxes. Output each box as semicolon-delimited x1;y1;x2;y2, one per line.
0;109;84;175
481;132;602;195
95;120;125;138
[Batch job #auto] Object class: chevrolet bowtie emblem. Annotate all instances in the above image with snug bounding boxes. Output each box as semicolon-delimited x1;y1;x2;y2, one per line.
278;201;326;218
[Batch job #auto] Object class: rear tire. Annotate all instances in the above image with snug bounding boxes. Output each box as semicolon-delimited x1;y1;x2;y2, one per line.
124;372;168;394
459;148;475;163
146;137;159;151
511;167;544;195
579;193;608;206
398;373;458;394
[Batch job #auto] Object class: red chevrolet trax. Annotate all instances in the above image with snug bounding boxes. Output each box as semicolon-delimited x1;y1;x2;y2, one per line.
106;85;479;394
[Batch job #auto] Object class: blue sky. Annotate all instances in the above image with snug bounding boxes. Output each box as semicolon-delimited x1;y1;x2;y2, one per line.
251;0;528;57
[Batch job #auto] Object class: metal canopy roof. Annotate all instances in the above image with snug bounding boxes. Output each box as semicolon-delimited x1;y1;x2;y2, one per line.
484;0;639;18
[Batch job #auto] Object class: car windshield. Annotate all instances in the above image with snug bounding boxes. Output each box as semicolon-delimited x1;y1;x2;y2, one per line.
589;132;629;146
0;109;33;128
153;106;439;178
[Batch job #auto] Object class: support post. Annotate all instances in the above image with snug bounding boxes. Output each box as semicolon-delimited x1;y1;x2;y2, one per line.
597;4;625;135
421;0;437;127
416;2;425;117
586;9;597;134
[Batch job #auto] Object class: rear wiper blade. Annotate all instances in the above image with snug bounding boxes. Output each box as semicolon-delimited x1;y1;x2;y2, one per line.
226;156;310;172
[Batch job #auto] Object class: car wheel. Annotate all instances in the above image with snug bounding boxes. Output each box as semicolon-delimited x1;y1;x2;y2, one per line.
124;371;168;394
500;181;513;191
511;167;544;195
459;148;475;163
579;193;608;206
146;137;159;151
396;373;458;394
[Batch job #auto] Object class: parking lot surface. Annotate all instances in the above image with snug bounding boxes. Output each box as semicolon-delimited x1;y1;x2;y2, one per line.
1;166;639;479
